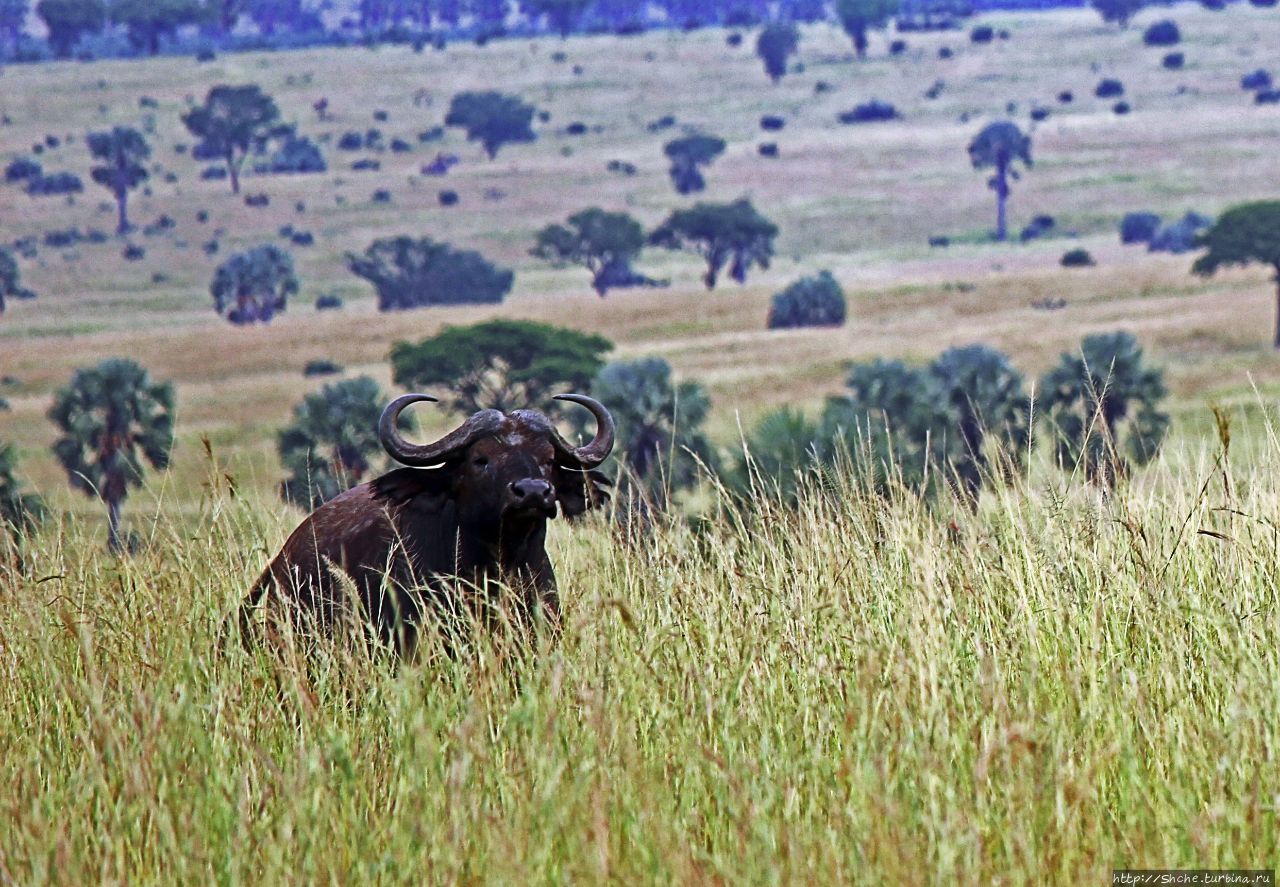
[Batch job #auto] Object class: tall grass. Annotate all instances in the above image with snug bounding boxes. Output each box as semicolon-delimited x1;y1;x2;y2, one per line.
1;434;1276;883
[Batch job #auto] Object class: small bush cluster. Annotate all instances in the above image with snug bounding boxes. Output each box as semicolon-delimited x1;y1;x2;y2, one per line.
1019;215;1056;242
1120;211;1162;244
1147;212;1213;254
837;101;899;124
4;157;41;183
767;271;847;330
303;360;343;377
1241;69;1272;91
1162;52;1185;70
1060;248;1095;267
1095;79;1125;98
1142;20;1180;47
25;172;83;196
970;25;994;43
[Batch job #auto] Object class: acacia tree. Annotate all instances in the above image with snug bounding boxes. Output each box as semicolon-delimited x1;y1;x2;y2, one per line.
0;443;45;541
929;344;1031;503
663;134;726;195
531;207;648;296
756;22;799;82
182;84;282;194
1039;331;1168;488
968;121;1032;242
835;0;899;58
278;376;388;508
0;0;29;54
35;0;105;57
444;91;537;159
585;357;716;514
1192;201;1280;348
87;126;150;235
48;359;174;551
390;319;612;416
649;198;779;289
211;244;299;324
347;236;513;310
1;247;36;315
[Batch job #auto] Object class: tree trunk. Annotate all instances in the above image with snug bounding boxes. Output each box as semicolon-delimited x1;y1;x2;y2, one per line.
107;496;123;553
853;26;867;58
227;153;240;194
116;187;129;235
1273;274;1280;349
994;163;1009;242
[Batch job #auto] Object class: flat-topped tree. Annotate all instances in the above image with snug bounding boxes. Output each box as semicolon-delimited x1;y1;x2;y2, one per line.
182;84;282;194
663;134;726;194
35;0;105;58
1192;201;1280;348
835;0;899;58
649;198;778;289
87;126;150;235
48;359;174;552
531;208;647;297
968;121;1032;242
390;319;612;416
756;22;799;82
444;91;537;159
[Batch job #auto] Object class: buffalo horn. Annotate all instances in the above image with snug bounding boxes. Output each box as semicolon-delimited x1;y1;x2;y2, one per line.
550;394;616;468
379;394;504;466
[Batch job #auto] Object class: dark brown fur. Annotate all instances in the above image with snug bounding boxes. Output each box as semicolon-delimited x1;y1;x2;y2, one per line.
239;412;609;656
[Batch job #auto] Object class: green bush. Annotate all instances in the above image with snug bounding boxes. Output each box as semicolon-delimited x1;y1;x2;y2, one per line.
767;271;847;329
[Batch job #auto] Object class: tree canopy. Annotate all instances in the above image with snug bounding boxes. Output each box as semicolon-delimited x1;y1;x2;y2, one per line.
521;0;591;35
210;244;299;324
347;236;513;311
663;134;726;195
1039;331;1168;487
182;84;282;194
1192;201;1280;347
444;91;538;159
35;0;105;57
834;0;899;58
390;319;613;416
278;376;389;509
1091;0;1144;26
968;121;1032;242
756;22;799;82
112;0;207;54
87;126;150;235
649;198;779;289
48;359;175;551
0;443;45;540
531;207;648;297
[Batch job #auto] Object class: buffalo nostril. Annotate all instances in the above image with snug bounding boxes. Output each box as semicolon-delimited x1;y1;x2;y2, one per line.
511;479;553;503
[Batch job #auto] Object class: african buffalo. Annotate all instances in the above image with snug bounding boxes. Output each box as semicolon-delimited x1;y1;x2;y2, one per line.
238;392;614;656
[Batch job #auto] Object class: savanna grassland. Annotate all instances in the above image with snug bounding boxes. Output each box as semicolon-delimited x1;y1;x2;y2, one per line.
2;4;1280;882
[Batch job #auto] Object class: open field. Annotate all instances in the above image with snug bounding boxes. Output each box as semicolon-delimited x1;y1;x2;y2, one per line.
2;3;1280;515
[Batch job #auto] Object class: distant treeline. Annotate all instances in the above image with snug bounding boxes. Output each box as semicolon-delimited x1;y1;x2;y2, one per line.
0;0;1088;64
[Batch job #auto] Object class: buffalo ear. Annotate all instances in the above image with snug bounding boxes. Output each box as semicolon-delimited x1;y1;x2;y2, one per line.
553;464;612;519
371;466;456;510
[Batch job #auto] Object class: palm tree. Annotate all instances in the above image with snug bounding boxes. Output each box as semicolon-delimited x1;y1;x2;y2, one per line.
48;359;175;551
278;376;389;509
87;126;150;235
1039;332;1169;488
0;443;45;539
968;121;1032;242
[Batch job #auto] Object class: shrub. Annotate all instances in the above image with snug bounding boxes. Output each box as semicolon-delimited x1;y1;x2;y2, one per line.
1058;90;1073;103
1148;212;1212;254
1019;215;1055;242
1142;20;1180;47
758;142;778;157
417;127;444;143
939;46;953;59
371;189;391;203
1162;52;1184;70
1257;90;1280;105
1095;78;1125;98
291;231;315;246
760;115;786;131
1120;212;1162;244
565;122;588;136
889;39;907;55
970;25;993;43
303;359;343;377
438;189;459;206
1030;107;1050;121
347;236;513;310
390;138;412;153
244;193;269;207
1060;248;1095;267
25;172;83;196
1113;101;1131;115
266;135;326;174
337;131;364;150
767;271;847;330
4;157;42;183
726;32;743;47
122;244;145;260
351;159;380;171
1241;69;1272;91
837;100;899;124
315;293;343;310
201;166;227;180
